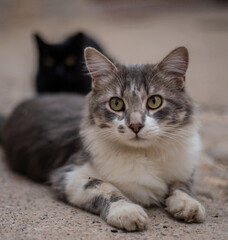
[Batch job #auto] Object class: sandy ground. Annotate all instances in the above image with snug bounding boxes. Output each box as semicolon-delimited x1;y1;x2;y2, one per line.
0;1;227;239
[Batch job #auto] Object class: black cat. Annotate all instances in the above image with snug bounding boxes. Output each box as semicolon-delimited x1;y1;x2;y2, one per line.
34;32;109;94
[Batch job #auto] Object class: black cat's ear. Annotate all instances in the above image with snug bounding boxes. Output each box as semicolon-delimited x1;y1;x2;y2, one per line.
69;32;84;45
158;47;189;76
76;32;84;44
84;47;117;89
33;33;46;49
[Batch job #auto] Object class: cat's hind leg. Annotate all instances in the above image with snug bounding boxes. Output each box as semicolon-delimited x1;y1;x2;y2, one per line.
165;181;205;223
52;163;148;231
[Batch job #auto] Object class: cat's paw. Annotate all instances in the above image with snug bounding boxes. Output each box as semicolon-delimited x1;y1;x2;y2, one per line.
106;201;148;231
166;190;206;223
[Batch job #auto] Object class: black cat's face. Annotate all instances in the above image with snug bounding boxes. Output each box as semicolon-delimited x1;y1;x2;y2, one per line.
40;43;78;78
35;33;91;93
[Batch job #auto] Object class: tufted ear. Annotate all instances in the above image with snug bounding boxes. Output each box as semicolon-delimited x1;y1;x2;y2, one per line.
84;47;117;89
158;47;189;76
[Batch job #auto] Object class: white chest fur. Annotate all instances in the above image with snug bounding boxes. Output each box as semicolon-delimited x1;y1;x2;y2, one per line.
82;127;201;206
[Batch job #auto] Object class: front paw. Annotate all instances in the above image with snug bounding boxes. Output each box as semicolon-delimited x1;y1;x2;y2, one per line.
166;190;206;223
106;201;148;231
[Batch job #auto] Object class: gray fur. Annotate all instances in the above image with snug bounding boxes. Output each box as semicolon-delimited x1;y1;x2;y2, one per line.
83;191;127;221
168;172;195;198
83;195;109;219
50;151;91;200
50;164;76;201
84;178;103;189
1;95;85;182
86;49;193;133
87;63;193;130
1;47;199;228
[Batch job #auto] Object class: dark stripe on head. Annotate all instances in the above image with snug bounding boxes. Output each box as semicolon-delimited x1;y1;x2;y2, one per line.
104;110;119;121
167;119;178;125
153;107;171;121
166;98;183;109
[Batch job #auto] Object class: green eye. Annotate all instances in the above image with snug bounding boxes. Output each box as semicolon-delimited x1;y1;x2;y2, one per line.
109;97;125;111
147;95;162;110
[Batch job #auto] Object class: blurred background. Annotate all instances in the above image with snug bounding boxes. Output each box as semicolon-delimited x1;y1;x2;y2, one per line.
0;0;228;114
0;1;228;239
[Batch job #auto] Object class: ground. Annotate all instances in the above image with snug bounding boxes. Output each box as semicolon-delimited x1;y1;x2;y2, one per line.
0;1;227;239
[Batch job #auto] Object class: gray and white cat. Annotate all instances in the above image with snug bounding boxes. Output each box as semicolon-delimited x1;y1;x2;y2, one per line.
1;47;205;231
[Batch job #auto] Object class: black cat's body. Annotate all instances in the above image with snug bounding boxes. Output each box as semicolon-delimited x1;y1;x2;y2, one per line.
1;95;85;182
35;32;107;94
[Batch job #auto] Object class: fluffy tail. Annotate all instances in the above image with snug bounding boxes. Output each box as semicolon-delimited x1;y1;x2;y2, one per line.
0;115;6;144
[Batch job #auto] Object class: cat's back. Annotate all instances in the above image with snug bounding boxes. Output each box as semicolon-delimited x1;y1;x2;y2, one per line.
2;94;85;182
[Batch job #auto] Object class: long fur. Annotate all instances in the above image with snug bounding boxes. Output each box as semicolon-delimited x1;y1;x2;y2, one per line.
1;47;205;231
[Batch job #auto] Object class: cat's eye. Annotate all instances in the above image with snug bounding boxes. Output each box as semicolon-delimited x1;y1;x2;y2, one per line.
109;97;125;112
65;56;76;66
147;95;162;110
44;57;55;67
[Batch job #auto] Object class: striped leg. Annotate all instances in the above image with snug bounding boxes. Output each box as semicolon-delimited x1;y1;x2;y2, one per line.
64;164;148;231
165;181;205;223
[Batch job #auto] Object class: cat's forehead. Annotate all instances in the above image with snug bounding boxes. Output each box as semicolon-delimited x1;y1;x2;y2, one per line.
116;64;162;97
41;42;78;56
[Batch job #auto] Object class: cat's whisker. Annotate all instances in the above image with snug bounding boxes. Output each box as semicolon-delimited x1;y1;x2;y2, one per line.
158;130;189;144
160;126;193;136
160;133;190;143
161;130;191;138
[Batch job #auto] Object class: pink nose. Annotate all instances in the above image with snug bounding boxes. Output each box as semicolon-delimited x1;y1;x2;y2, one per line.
129;124;144;134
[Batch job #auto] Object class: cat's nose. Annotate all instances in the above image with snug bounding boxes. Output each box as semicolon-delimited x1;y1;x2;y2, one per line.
129;124;144;134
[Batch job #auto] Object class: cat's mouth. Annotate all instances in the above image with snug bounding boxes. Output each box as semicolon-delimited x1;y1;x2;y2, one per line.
130;135;145;141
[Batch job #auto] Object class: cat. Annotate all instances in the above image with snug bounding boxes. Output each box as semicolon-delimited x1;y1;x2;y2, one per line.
0;47;206;231
34;32;110;94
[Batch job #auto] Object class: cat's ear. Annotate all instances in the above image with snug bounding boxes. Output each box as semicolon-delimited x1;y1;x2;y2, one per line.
158;47;188;89
75;32;84;45
158;47;188;76
69;32;84;46
33;33;45;45
84;47;117;89
33;33;47;51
